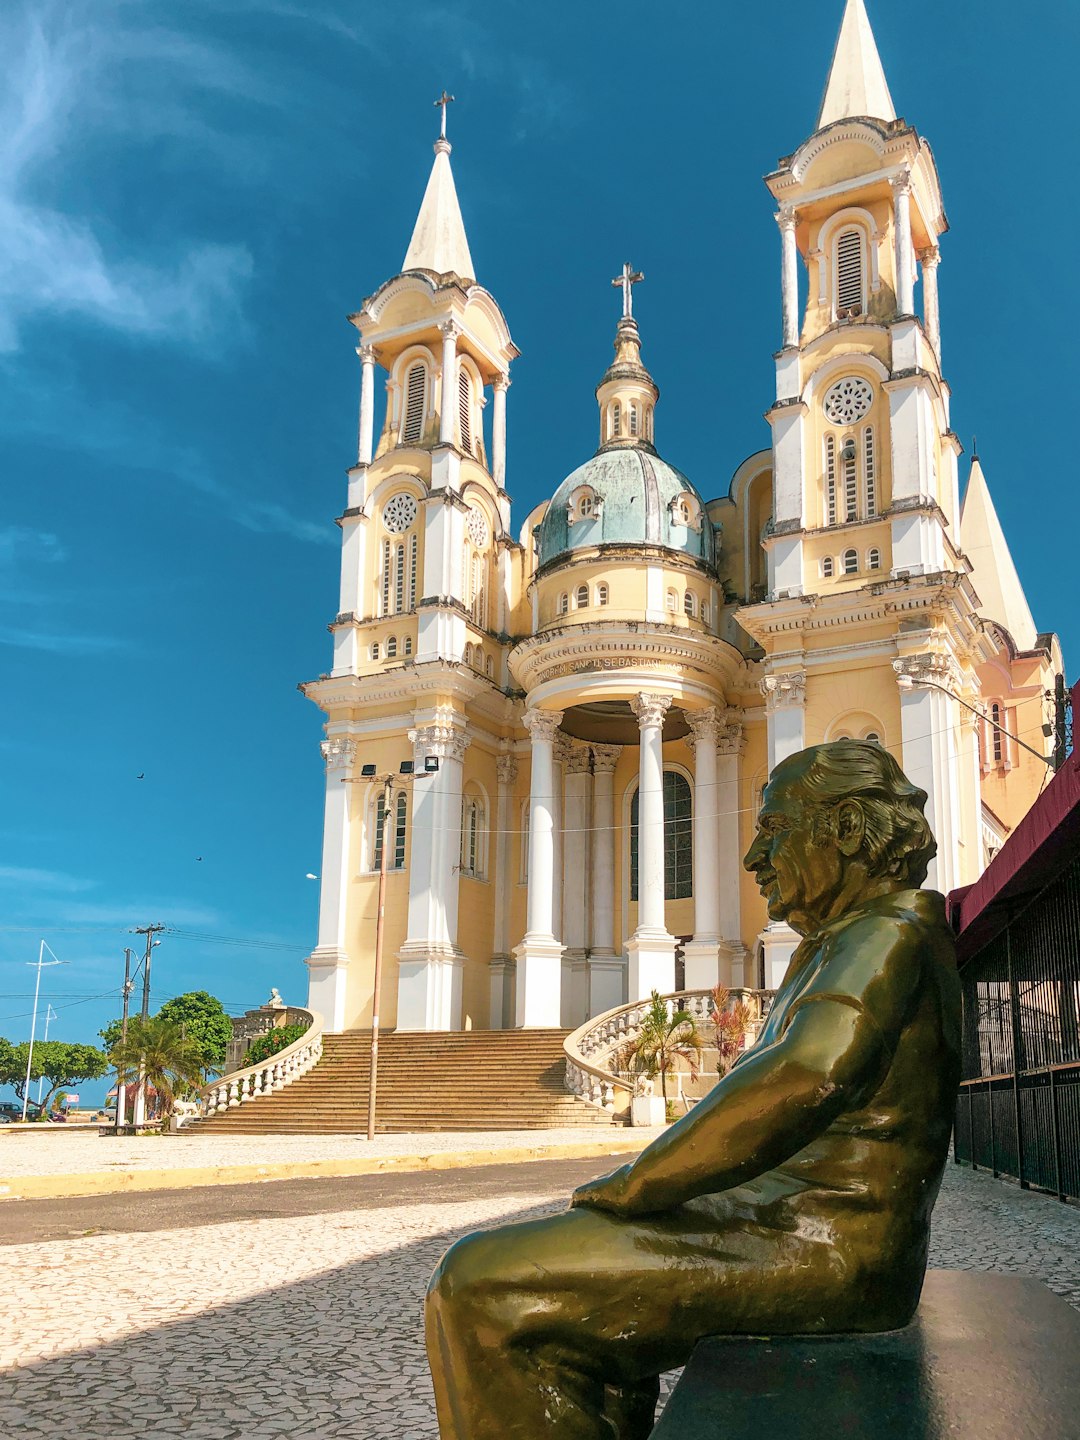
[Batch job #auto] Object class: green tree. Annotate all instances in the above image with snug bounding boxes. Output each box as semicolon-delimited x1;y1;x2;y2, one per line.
244;1022;308;1067
100;990;232;1075
109;1016;205;1119
0;1039;109;1119
618;991;703;1102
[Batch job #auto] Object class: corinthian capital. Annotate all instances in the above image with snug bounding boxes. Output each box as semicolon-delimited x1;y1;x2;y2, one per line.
892;653;954;691
761;672;806;712
685;707;720;750
496;754;518;786
590;744;621;774
438;319;462;342
776;204;797;233
408;721;469;764
717;707;745;756
321;736;359;771
522;708;564;745
892;167;912;197
630;693;673;731
358;344;377;364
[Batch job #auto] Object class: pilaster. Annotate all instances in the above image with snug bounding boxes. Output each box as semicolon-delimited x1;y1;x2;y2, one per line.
306;735;358;1032
761;671;806;772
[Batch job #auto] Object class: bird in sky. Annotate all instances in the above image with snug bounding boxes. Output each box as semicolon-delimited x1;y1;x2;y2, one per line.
136;773;145;780
196;857;203;862
305;873;318;880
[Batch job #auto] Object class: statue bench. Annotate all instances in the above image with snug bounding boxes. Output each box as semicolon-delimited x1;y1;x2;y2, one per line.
650;1271;1080;1438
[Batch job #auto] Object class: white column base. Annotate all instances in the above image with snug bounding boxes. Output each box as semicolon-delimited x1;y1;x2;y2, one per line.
682;939;722;993
626;930;677;1002
719;940;749;990
587;954;626;1017
395;945;463;1031
488;956;516;1029
560;950;589;1029
760;922;800;990
305;949;349;1032
513;934;565;1028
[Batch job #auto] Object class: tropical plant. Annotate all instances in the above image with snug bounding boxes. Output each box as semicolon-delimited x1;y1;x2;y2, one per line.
99;990;232;1074
0;1039;109;1119
108;1016;205;1119
709;985;755;1077
619;991;703;1102
244;1022;308;1067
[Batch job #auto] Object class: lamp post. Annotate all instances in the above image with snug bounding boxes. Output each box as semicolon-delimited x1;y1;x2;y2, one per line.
895;673;1053;768
21;943;66;1122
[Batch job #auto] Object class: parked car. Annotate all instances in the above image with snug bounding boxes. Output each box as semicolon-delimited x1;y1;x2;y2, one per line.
0;1103;22;1121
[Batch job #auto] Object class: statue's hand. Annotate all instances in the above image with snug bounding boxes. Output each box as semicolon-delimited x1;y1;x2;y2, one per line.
570;1163;635;1215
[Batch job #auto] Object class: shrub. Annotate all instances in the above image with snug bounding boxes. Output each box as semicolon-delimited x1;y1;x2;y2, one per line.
245;1023;308;1067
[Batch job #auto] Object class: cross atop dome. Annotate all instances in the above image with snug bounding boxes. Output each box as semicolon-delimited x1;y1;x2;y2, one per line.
612;263;644;319
434;90;455;140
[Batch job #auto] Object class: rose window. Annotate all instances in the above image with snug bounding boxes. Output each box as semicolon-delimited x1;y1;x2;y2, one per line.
466;507;488;548
823;377;873;425
383;493;418;533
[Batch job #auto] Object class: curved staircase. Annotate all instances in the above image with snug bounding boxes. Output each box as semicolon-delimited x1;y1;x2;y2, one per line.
201;1029;610;1134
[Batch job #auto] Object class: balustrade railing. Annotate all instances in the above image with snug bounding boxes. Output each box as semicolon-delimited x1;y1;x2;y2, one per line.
199;1008;323;1119
564;989;775;1117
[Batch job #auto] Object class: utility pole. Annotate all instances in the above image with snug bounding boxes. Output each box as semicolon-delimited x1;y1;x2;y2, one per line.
131;924;165;1128
368;776;394;1143
35;1005;57;1106
21;943;66;1122
114;947;135;1131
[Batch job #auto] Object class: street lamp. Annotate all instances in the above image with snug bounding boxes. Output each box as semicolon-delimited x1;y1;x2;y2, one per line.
21;943;67;1122
895;673;1053;768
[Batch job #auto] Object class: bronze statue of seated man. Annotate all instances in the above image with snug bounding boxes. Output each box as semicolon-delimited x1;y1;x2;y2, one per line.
426;740;962;1440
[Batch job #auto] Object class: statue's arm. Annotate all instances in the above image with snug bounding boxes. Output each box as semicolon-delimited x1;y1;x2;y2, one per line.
574;916;922;1215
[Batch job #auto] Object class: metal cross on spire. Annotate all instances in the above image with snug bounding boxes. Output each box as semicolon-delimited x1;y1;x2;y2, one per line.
612;262;644;319
434;90;455;139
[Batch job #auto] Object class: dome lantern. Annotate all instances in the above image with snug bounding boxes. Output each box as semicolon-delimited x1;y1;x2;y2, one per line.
596;264;659;449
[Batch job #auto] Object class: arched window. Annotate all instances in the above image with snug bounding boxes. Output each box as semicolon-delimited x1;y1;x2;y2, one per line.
373;791;408;871
578;491;595;520
864;427;876;516
629;402;639;437
867;547;882;571
458;368;473;455
386;635;398;658
836;227;866;317
370;642;380;661
683;592;695;617
596;583;609;607
700;602;709;625
409;534;418;609
575;584;588;609
822;556;835;579
558;592;569;616
381;538;391;617
842;440;858;522
842;549;858;575
461;794;486;878
865;731;881;745
402;362;426;445
404;637;413;656
485;654;494;679
824;435;837;527
612;402;621;437
630;771;693;901
665;589;677;613
991;702;1004;764
394;542;406;614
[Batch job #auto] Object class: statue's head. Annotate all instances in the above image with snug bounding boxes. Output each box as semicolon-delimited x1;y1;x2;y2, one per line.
743;740;936;935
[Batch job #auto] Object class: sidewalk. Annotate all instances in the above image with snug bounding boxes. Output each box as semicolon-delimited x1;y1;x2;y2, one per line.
0;1124;660;1201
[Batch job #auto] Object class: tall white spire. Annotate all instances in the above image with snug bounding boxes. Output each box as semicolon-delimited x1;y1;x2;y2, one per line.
960;455;1038;653
402;99;475;282
817;0;897;130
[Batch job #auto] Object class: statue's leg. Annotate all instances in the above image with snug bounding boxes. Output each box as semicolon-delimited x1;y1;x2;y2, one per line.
425;1198;816;1440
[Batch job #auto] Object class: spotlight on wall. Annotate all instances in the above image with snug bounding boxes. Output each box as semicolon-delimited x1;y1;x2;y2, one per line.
360;763;377;777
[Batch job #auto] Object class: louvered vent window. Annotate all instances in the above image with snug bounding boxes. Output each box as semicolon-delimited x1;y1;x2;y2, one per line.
612;402;621;437
629;403;639;437
825;436;837;526
844;454;858;522
394;543;406;614
836;229;865;316
381;539;391;616
991;703;1004;764
408;534;418;609
864;428;877;516
458;370;472;454
402;363;426;444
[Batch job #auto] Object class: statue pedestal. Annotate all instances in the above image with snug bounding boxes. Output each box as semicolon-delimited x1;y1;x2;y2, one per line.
651;1272;1080;1438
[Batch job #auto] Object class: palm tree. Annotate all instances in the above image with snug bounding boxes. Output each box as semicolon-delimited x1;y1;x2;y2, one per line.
108;1016;205;1120
620;991;703;1102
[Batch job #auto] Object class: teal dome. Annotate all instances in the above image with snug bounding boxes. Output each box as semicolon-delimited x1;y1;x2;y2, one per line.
536;445;717;571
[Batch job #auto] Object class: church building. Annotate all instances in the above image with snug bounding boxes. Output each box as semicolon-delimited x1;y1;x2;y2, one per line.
302;0;1064;1034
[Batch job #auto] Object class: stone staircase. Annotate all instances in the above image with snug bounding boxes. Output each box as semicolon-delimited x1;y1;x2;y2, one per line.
200;1029;612;1133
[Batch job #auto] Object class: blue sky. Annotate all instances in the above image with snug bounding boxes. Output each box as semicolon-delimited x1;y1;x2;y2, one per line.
2;0;1077;1099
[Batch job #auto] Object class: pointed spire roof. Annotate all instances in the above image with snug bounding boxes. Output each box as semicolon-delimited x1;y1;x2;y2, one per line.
960;455;1038;653
817;0;897;130
402;136;475;283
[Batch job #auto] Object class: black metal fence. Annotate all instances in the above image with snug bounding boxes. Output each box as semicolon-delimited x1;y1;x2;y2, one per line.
954;850;1080;1201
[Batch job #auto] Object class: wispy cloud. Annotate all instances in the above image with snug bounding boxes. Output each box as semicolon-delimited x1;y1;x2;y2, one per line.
0;865;96;893
0;3;254;353
56;901;223;929
0;625;131;655
0;527;66;568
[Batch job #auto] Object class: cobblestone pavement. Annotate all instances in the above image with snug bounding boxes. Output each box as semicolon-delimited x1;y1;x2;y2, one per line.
1;1162;1078;1439
0;1125;647;1180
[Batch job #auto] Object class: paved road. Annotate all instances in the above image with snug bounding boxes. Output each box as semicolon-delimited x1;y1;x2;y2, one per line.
0;1153;636;1246
1;1161;1079;1440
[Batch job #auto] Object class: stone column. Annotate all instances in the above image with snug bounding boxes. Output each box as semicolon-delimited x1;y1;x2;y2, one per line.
893;654;961;895
513;709;566;1027
488;755;517;1028
438;321;460;447
305;736;358;1032
893;170;915;317
357;344;376;466
778;206;800;349
397;715;469;1030
560;743;591;1027
716;710;748;987
492;374;509;489
682;708;721;991
588;744;623;1015
920;246;941;360
626;694;676;1000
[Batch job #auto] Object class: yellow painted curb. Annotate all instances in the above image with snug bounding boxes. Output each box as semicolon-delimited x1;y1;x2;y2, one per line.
0;1133;652;1202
